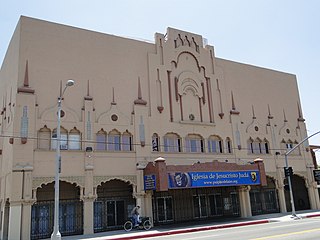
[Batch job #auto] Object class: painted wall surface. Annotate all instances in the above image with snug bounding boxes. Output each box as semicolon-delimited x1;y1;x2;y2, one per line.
0;16;318;239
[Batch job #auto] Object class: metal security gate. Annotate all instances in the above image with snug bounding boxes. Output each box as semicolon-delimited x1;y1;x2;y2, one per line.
250;189;279;215
94;199;126;232
31;199;83;240
153;187;240;225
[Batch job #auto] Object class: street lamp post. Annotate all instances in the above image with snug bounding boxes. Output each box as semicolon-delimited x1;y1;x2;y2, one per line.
51;80;75;240
284;130;320;218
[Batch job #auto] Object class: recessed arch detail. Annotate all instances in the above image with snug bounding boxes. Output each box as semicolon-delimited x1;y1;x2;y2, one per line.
32;176;85;190
176;51;200;70
93;175;137;188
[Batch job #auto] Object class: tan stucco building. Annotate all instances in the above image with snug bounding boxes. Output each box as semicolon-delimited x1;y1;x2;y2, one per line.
0;16;319;240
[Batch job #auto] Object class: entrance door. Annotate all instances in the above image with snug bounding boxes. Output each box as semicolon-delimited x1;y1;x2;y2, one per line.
193;195;207;218
157;197;173;222
107;200;125;227
209;194;223;216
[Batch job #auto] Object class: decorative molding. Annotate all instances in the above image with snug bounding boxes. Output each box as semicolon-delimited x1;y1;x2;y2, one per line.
61;176;85;187
32;176;85;189
111;87;117;105
230;91;240;115
266;172;277;180
18;60;35;94
267;104;273;119
84;80;93;101
297;102;305;122
33;177;54;189
134;77;147;105
93;175;137;187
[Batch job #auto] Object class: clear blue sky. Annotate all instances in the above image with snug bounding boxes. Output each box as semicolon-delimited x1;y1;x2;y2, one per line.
1;0;320;157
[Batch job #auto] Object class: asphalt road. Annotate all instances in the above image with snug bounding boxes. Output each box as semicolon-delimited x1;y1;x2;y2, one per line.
141;217;320;240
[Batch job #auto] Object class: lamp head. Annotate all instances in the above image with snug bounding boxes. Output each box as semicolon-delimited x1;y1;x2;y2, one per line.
66;79;75;87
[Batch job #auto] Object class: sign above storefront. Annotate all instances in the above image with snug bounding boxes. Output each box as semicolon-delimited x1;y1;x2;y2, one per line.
313;170;320;187
168;171;260;189
144;174;156;190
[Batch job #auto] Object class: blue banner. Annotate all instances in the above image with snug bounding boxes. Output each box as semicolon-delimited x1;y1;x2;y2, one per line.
144;174;156;190
168;171;260;189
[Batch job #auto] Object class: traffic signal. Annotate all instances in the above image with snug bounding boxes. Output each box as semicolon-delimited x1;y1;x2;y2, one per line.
284;167;293;177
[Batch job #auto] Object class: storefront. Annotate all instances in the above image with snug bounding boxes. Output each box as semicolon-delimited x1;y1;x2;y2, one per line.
144;158;267;224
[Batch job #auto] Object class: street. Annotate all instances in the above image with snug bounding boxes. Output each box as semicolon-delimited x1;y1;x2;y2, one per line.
142;217;320;240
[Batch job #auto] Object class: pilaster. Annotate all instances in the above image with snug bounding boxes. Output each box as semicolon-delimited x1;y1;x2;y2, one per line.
8;203;22;240
20;201;34;240
276;165;287;213
306;163;320;209
82;196;96;235
238;186;252;217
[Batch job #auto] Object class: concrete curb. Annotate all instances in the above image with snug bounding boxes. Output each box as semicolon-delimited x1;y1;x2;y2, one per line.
109;219;270;240
304;213;320;218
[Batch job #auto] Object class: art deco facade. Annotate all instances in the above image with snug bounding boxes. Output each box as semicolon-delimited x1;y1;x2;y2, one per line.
0;16;319;240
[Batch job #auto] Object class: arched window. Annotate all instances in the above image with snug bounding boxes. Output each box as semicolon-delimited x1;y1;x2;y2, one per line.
69;127;81;150
122;131;133;151
281;139;300;155
248;138;254;154
261;138;270;154
280;139;287;154
163;133;181;152
286;140;293;150
208;135;223;153
248;137;269;154
108;129;121;151
226;137;232;153
51;127;68;150
152;133;160;152
96;129;107;150
185;134;204;153
38;126;51;150
293;140;300;155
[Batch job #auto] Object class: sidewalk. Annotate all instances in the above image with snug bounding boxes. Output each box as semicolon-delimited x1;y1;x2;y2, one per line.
61;210;320;240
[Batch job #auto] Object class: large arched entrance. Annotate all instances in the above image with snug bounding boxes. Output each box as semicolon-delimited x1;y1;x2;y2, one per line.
94;179;135;233
284;174;310;212
30;181;83;240
249;176;280;215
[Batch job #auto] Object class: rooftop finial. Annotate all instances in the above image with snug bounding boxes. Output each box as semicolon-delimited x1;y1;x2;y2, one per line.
17;60;35;94
230;91;239;115
84;80;93;100
134;77;147;105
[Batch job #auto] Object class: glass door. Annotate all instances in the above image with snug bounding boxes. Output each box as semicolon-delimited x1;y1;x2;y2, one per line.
157;197;173;222
209;194;223;216
193;195;207;218
107;200;125;227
